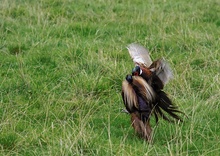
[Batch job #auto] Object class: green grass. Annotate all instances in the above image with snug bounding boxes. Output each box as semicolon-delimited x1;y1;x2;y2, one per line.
0;0;220;155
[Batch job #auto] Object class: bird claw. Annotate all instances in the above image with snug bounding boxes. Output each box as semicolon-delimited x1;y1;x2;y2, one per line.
121;109;129;114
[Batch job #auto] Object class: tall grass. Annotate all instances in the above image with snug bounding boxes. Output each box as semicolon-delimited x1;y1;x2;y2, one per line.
0;0;220;155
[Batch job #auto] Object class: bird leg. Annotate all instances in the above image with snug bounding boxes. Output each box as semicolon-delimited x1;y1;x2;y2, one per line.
145;121;152;143
131;113;152;143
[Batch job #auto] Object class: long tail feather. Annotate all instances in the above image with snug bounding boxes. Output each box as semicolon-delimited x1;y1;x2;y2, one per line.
154;90;184;123
155;106;175;122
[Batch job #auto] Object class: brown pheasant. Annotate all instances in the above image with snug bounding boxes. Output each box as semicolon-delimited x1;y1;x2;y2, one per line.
121;43;184;142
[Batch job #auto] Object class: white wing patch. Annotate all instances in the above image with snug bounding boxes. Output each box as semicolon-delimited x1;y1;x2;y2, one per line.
127;43;152;67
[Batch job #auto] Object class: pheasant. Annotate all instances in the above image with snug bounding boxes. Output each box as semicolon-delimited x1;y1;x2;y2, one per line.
121;43;184;142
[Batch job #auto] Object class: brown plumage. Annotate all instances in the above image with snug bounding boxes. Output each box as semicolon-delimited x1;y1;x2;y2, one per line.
121;43;185;142
122;75;155;142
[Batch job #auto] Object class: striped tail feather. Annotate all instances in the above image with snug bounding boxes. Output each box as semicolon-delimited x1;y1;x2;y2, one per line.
153;90;184;123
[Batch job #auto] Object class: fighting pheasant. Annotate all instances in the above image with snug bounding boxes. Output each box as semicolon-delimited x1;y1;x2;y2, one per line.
121;43;184;142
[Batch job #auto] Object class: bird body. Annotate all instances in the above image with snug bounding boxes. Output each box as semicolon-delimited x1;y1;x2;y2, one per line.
122;75;155;141
122;43;184;142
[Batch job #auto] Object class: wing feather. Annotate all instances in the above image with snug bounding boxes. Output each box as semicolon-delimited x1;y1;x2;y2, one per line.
127;43;152;67
150;58;173;85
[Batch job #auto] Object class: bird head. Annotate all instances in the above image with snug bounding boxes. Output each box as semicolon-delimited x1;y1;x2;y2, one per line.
132;66;142;76
126;75;133;83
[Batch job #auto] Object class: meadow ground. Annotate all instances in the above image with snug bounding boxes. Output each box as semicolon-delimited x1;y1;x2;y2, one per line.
0;0;220;155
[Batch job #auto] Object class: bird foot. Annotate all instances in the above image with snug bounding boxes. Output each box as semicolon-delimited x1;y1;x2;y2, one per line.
121;109;129;114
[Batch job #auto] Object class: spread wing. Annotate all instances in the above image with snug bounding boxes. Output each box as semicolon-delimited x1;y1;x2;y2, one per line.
127;43;152;67
149;58;173;85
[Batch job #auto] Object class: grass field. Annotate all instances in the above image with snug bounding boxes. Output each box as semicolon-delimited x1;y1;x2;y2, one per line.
0;0;220;155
